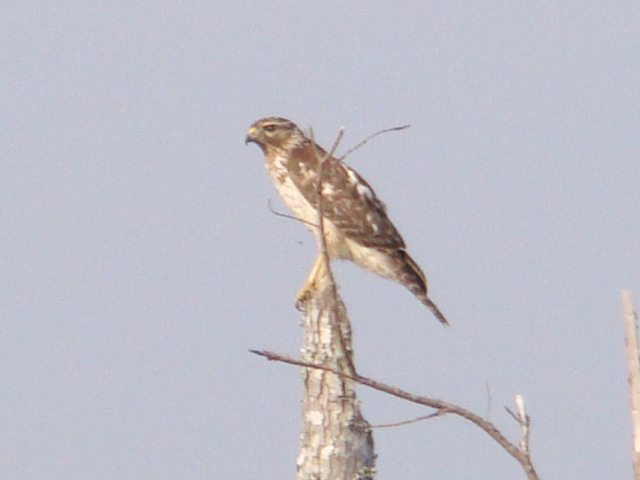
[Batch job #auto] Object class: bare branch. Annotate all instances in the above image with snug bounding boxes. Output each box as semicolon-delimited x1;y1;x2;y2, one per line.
515;395;531;454
251;349;539;480
623;289;640;479
339;124;411;161
506;395;532;460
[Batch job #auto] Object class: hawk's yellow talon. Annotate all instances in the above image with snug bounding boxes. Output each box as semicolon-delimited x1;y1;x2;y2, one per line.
295;284;314;311
294;255;326;310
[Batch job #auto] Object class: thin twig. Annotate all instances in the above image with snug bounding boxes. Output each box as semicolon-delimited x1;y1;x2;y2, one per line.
339;124;410;161
309;126;357;375
309;126;344;292
372;410;448;429
485;381;493;421
251;349;539;480
504;406;519;423
267;199;319;229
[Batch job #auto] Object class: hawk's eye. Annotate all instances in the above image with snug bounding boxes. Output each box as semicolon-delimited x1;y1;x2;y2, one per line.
263;124;276;133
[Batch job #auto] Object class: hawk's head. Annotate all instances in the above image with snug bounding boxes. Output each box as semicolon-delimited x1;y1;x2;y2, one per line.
245;117;303;153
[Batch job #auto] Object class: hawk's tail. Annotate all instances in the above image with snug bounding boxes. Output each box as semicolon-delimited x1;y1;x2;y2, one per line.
397;250;449;326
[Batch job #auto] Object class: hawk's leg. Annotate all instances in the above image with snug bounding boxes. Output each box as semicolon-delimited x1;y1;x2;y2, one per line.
295;254;328;310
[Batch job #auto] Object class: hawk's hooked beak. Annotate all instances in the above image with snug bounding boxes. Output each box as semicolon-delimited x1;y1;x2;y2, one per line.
245;126;258;145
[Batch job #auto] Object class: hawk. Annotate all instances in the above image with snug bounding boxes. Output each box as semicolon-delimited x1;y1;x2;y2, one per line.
245;117;448;326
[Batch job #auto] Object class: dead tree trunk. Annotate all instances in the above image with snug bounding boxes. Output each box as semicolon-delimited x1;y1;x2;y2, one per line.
296;273;376;480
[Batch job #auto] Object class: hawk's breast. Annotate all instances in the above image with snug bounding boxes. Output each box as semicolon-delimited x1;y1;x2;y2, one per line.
267;153;318;226
266;153;351;259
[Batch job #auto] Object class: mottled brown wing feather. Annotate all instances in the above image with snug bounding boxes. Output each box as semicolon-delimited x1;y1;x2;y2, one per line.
287;142;406;249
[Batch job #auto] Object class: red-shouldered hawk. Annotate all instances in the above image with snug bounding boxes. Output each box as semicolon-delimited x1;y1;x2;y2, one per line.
246;117;448;326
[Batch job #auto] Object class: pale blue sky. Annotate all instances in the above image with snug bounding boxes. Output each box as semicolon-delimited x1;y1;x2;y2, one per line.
2;2;639;479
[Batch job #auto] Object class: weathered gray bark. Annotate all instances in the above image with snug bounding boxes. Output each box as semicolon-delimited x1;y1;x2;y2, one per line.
296;274;376;480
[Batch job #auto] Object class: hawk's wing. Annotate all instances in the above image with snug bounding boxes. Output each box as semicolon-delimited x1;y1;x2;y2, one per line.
286;143;406;250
